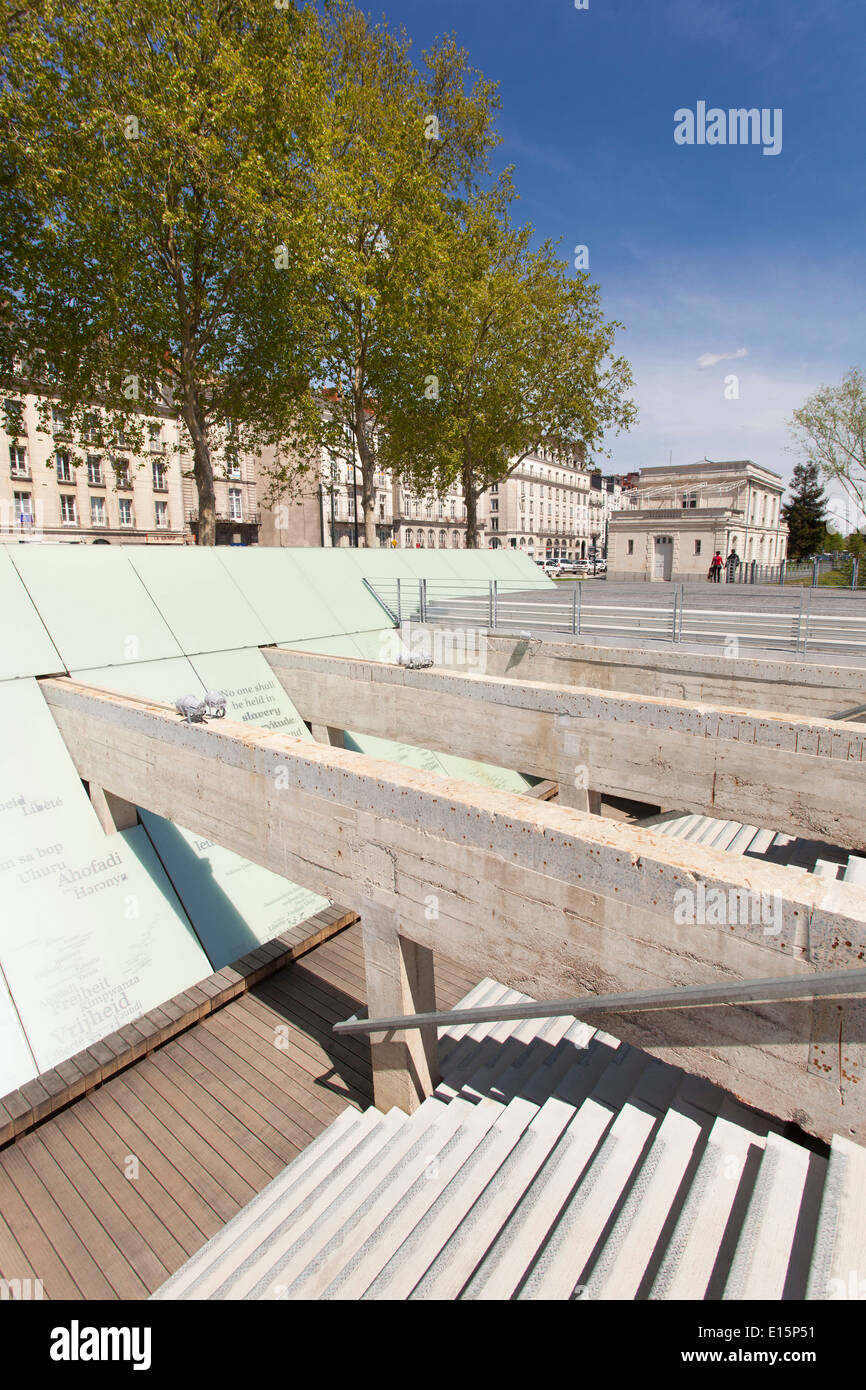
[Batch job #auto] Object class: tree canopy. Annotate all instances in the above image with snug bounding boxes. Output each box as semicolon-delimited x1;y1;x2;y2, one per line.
788;367;866;539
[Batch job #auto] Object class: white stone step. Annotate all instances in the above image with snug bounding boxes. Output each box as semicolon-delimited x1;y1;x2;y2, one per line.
683;816;717;843
704;819;737;849
360;1097;540;1300
713;820;748;852
844;855;866;886
463;1093;621;1301
662;814;700;839
649;1114;767;1300
723;1131;816;1300
438;991;536;1100
294;1098;504;1300
151;1104;378;1300
410;1095;579;1300
813;859;841;879
583;1103;708;1300
439;978;503;1060
218;1094;455;1300
459;1010;579;1104
492;1018;598;1105
436;987;528;1094
746;827;776;857
516;1095;664;1300
726;823;760;855
806;1134;866;1300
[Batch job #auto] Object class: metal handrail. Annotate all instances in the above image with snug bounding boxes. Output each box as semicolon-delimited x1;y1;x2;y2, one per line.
333;966;866;1036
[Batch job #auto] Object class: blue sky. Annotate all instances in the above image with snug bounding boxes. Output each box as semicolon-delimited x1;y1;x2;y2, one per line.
362;0;866;529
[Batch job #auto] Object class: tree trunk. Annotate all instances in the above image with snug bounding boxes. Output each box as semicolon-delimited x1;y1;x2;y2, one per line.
180;385;216;546
354;394;379;548
463;459;479;548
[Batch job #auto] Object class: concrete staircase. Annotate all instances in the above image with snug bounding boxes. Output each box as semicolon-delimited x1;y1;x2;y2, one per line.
639;810;866;882
151;978;866;1302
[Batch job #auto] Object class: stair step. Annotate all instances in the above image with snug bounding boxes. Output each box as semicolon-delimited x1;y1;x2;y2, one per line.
361;1097;540;1300
493;1018;598;1105
214;1095;453;1300
583;1103;708;1300
296;1099;505;1300
806;1134;866;1300
649;1115;767;1300
439;978;503;1060
463;1094;620;1301
436;987;528;1094
844;855;866;886
704;819;737;849
746;827;776;857
726;824;760;856
410;1095;579;1300
713;820;748;852
151;1104;377;1300
723;1132;819;1300
813;859;841;879
664;814;700;839
458;1010;572;1103
516;1092;663;1300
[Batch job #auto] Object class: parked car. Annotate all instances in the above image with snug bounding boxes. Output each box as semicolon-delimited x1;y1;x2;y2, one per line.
557;560;580;575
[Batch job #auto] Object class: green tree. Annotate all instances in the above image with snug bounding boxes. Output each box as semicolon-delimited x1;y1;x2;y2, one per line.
0;0;327;543
381;195;636;546
781;462;828;560
788;368;866;528
266;0;501;548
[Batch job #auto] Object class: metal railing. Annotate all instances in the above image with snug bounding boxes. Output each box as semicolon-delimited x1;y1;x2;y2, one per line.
363;577;866;657
334;966;866;1036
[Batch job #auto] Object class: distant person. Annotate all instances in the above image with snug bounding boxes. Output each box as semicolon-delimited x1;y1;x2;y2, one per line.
709;551;723;582
726;548;740;583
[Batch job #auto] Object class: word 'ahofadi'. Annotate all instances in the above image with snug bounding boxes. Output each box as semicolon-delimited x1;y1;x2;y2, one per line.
675;102;782;156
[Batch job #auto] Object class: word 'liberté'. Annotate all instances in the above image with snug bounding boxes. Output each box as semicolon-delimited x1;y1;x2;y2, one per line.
675;103;782;156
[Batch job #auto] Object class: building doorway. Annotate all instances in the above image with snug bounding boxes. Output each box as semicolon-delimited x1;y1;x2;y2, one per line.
653;535;673;582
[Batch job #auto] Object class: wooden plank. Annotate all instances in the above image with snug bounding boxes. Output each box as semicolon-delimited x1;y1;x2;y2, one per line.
16;1131;149;1299
0;1145;114;1298
50;1105;189;1273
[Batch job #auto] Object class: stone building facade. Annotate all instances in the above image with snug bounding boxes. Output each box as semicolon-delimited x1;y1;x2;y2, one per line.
1;392;188;546
607;460;788;582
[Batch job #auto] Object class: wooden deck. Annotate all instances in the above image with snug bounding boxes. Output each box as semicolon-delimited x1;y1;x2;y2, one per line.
0;925;477;1300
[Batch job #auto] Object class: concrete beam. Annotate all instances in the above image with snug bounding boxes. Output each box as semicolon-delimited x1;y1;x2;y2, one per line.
263;647;866;851
431;631;866;720
40;677;866;1141
88;784;138;835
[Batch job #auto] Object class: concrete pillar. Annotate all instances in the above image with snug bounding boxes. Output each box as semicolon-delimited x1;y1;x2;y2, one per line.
360;905;439;1114
310;724;344;748
558;783;602;815
88;784;138;835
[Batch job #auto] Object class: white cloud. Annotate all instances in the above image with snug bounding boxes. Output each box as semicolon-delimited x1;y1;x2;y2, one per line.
696;347;748;370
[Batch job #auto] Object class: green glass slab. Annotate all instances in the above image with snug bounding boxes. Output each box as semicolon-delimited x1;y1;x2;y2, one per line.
0;549;65;682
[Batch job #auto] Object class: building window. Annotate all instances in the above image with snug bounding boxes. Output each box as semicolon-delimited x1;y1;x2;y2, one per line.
154;500;168;528
451;530;459;547
52;406;70;436
56;452;72;483
152;461;167;490
226;451;241;479
490;499;498;512
694;539;702;556
627;539;634;555
405;529;413;547
438;500;444;519
118;497;133;527
60;494;77;525
450;499;456;519
114;460;131;487
87;455;103;486
9;444;28;476
4;399;24;434
427;529;434;547
90;496;106;526
228;488;243;521
681;491;697;509
13;491;33;524
84;413;100;444
489;517;499;531
148;425;162;453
